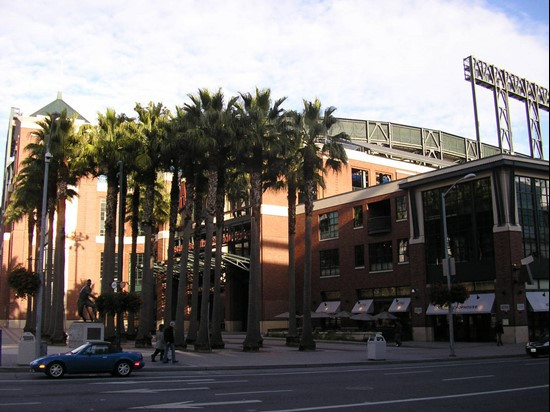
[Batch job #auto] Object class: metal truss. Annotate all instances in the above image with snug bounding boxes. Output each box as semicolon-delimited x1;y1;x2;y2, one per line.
151;252;250;276
464;55;549;159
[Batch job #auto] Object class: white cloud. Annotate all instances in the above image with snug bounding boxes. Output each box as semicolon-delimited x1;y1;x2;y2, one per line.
0;0;548;170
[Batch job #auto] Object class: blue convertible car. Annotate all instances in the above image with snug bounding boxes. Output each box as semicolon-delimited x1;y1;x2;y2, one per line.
30;341;144;378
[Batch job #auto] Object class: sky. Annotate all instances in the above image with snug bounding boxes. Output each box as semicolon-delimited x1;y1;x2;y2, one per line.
1;0;548;185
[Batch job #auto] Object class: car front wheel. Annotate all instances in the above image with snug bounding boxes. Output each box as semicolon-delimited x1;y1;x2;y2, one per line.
46;362;65;379
114;360;132;377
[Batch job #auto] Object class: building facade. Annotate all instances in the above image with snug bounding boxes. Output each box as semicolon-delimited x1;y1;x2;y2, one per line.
287;155;548;343
2;96;548;344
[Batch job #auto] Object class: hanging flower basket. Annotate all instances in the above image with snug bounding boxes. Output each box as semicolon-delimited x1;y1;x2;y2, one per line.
7;267;40;298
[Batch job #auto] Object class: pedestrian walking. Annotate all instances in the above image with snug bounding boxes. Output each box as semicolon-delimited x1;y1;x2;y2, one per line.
163;321;178;364
151;324;165;362
495;320;504;346
394;321;402;347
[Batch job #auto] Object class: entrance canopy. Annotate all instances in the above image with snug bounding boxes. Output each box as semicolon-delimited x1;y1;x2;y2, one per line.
315;301;341;315
388;298;411;313
351;299;374;314
526;291;549;312
426;293;495;315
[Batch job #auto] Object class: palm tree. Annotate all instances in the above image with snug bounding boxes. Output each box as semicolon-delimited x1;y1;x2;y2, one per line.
186;191;205;345
158;113;188;327
83;109;132;338
44;111;88;343
3;161;41;332
18;114;62;335
133;102;171;347
298;99;349;351
236;88;286;351
264;110;304;345
183;89;227;351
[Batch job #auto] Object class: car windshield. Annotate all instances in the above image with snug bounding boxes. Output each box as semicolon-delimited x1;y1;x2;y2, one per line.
69;343;90;354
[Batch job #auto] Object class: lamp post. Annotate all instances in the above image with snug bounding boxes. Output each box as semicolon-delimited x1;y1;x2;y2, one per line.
116;160;126;351
35;113;59;358
441;172;476;357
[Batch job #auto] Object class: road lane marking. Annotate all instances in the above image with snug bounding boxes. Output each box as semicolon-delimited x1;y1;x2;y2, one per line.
187;379;248;384
0;402;41;406
130;399;262;409
103;387;209;394
263;384;549;411
92;379;215;385
216;389;294;396
0;388;23;391
443;375;494;381
384;370;432;375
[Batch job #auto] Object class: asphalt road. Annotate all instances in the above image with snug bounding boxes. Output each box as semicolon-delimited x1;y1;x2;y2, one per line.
0;357;547;411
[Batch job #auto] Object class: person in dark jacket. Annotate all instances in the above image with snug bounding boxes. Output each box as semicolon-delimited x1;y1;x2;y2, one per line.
163;321;178;363
495;321;504;346
151;324;165;362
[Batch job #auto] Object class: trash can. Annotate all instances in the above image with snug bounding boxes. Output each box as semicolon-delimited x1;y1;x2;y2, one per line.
17;332;37;365
367;332;386;360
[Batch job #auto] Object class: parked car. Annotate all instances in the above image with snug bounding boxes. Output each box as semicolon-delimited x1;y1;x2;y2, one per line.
525;333;549;358
30;341;144;378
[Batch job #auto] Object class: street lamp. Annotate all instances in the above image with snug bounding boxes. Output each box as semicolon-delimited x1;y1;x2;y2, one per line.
441;172;476;357
35;113;59;358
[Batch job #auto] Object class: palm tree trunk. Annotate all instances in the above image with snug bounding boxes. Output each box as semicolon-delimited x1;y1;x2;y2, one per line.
210;170;226;349
50;181;67;344
24;213;36;332
175;182;194;348
186;195;204;344
243;170;262;351
286;181;298;345
44;207;55;336
195;170;217;352
299;178;316;351
135;182;155;347
102;173;119;338
127;182;140;338
163;170;180;324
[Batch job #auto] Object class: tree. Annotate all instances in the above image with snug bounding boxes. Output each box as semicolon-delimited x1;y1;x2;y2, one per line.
429;283;469;307
236;88;286;351
133;102;171;347
4;153;44;332
298;99;349;351
29;112;87;344
265;109;304;345
83;108;132;339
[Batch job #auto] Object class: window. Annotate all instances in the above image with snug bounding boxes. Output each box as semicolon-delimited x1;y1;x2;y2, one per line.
129;253;144;292
100;252;119;282
354;245;365;268
320;249;340;277
353;206;363;228
423;178;494;264
396;196;408;220
369;241;393;271
97;175;107;192
516;177;549;259
376;172;392;185
398;239;409;263
99;198;107;236
352;169;369;190
319;212;338;240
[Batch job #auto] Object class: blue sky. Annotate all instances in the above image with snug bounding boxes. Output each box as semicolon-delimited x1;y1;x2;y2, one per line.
1;0;548;186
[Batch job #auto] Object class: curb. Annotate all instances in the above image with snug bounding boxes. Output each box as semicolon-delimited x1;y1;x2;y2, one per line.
0;353;527;374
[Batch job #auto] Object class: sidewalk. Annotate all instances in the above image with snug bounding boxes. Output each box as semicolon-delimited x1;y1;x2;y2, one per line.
0;327;528;373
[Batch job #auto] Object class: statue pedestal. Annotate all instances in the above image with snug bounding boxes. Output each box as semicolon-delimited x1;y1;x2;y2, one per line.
67;321;104;347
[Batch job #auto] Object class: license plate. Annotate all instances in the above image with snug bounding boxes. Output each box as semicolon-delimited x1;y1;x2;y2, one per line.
530;348;537;353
